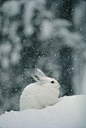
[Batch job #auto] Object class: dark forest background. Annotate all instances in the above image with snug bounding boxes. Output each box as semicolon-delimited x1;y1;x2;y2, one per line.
0;0;86;114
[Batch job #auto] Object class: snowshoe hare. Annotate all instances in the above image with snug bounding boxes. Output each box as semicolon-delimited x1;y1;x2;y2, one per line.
20;69;60;110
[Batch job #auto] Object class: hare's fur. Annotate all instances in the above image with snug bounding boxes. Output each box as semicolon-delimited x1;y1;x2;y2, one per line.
20;69;60;110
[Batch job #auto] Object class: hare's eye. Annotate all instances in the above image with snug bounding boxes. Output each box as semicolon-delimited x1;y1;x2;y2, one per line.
51;81;54;83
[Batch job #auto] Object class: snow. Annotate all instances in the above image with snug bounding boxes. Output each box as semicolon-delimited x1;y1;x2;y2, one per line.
0;95;86;128
54;19;71;27
23;0;46;36
0;0;86;117
73;1;86;27
73;1;86;39
23;1;36;35
2;1;20;16
0;42;12;54
40;19;53;39
40;18;82;48
81;65;86;94
0;42;12;68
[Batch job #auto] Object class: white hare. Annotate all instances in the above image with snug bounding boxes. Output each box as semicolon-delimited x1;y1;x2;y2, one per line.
20;69;60;110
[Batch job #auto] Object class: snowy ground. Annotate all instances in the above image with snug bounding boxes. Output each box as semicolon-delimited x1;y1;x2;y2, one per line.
0;95;86;128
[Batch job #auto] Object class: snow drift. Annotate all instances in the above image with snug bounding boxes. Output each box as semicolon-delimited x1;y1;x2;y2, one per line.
0;95;86;128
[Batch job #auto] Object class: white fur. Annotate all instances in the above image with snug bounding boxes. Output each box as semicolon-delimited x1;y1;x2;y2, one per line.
20;69;60;110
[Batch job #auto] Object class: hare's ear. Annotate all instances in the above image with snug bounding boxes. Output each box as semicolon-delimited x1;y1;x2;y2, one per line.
35;68;46;77
31;74;39;82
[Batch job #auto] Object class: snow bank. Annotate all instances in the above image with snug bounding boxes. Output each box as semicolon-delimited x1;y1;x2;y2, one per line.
0;95;86;128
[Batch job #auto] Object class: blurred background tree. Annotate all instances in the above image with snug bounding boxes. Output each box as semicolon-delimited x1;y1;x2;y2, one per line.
0;0;86;114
